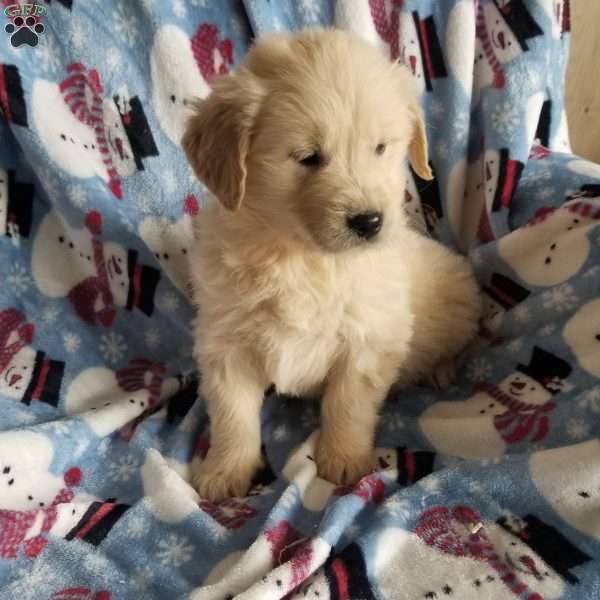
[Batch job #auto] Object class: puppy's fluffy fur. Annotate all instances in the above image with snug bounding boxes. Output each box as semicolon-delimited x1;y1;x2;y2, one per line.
183;29;480;502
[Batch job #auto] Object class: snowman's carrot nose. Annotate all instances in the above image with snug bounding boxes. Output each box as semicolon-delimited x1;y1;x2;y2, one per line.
9;373;22;387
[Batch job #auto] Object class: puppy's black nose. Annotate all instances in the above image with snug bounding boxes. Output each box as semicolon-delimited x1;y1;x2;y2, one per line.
347;211;383;239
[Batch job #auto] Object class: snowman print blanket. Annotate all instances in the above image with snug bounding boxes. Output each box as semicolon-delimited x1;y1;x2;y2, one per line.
0;0;599;598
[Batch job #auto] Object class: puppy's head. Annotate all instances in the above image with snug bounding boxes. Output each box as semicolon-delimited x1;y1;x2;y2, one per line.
183;29;432;252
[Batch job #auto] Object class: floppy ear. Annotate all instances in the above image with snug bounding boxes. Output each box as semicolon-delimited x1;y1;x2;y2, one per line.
182;69;265;211
408;103;433;181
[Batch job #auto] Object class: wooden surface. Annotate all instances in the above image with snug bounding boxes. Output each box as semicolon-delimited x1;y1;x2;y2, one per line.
566;0;600;163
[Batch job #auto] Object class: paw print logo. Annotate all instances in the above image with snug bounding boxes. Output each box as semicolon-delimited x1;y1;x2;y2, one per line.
4;5;46;48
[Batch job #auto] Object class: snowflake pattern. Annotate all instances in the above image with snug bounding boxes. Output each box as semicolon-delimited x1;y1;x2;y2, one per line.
70;24;87;51
108;455;139;482
99;331;127;364
380;495;412;520
8;262;32;297
113;4;140;46
566;418;591;440
63;332;81;353
538;323;556;336
157;291;180;313
436;140;449;160
132;565;154;589
38;35;62;71
298;0;321;22
542;284;578;312
491;102;519;138
163;169;178;194
13;564;59;600
83;550;111;573
536;186;555;201
419;477;441;494
453;112;470;141
67;184;87;208
106;47;123;70
144;328;161;349
42;305;60;324
430;97;444;117
36;167;61;200
506;338;523;353
382;413;406;432
172;0;186;18
525;167;552;185
273;424;288;441
512;304;531;323
577;387;600;413
157;534;194;567
13;410;37;425
466;357;492;382
127;514;150;539
40;420;70;435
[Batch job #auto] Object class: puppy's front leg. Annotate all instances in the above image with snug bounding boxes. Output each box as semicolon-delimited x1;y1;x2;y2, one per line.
316;354;397;485
192;355;266;502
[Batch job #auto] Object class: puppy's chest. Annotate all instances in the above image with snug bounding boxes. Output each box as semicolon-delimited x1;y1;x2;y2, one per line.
257;283;347;396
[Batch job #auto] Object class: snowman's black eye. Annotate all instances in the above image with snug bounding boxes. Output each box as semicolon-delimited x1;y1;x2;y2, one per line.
39;502;44;507
182;248;187;254
530;387;536;391
2;466;9;474
72;509;76;515
28;495;33;500
595;334;600;341
170;94;176;103
578;490;591;498
163;253;169;260
83;144;88;149
60;133;66;141
121;282;125;287
7;478;14;486
129;398;135;404
69;242;74;249
58;236;64;243
510;542;517;546
550;243;556;250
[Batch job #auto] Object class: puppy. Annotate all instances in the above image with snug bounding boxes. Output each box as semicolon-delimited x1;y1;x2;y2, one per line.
183;29;480;502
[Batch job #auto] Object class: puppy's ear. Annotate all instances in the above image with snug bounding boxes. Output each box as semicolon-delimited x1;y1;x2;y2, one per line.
183;70;265;211
408;103;433;181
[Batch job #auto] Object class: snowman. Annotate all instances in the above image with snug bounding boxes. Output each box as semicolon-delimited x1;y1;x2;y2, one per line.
139;194;199;296
564;298;600;377
0;308;64;406
151;22;233;144
32;210;160;326
474;0;542;100
0;430;82;512
372;505;589;599
375;446;436;487
530;439;600;540
0;63;28;127
480;272;530;336
420;346;572;459
65;357;168;436
190;521;331;600
103;92;158;177
447;147;522;248
335;0;389;57
445;2;476;97
32;64;123;198
498;198;600;287
0;168;34;239
399;11;447;93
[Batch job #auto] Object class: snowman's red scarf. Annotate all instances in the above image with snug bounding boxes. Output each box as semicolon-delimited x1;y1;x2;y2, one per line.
67;214;116;327
59;63;122;199
416;505;545;600
475;382;555;444
0;309;33;374
476;2;505;88
368;0;402;60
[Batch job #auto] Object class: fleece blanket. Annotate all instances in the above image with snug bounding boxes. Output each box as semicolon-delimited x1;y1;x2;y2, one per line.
0;0;599;598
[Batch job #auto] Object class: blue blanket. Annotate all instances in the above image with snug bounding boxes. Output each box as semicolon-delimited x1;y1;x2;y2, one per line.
0;1;599;598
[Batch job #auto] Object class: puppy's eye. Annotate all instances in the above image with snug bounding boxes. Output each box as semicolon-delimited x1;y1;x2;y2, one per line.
375;143;386;156
297;152;323;168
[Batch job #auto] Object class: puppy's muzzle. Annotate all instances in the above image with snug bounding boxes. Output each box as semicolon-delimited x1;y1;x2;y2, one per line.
346;211;383;240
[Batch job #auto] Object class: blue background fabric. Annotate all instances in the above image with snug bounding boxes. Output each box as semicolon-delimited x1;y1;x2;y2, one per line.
0;0;599;598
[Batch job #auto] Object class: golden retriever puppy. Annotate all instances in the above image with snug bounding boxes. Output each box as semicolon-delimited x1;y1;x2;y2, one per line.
183;29;480;502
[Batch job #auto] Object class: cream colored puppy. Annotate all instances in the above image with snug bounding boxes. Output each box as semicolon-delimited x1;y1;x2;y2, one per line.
183;29;480;502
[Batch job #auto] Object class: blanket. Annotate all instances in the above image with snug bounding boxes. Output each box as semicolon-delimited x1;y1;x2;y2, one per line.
0;1;599;598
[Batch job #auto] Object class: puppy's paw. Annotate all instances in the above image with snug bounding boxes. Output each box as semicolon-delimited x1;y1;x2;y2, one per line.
316;438;375;486
192;450;261;503
426;357;457;390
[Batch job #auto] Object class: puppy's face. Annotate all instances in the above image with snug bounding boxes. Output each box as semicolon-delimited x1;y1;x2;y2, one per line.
183;29;432;253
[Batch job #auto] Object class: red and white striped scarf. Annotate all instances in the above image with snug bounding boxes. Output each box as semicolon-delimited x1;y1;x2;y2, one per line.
475;382;555;444
59;63;122;199
476;2;505;88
